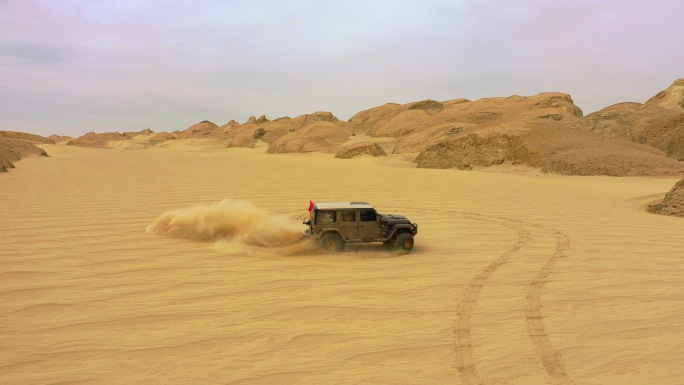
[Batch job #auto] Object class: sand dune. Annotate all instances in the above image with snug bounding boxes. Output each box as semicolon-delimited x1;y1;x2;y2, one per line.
1;142;683;384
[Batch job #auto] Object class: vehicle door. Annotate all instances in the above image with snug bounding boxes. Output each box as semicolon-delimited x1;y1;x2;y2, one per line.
357;209;381;240
338;209;358;239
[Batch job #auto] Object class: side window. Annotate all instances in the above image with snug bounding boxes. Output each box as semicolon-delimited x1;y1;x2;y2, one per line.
360;210;377;222
319;211;337;223
341;210;356;222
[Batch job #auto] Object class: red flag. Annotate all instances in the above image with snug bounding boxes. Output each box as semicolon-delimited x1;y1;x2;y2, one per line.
308;200;314;212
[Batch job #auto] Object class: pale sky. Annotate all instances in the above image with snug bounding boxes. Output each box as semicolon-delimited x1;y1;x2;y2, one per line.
1;0;682;137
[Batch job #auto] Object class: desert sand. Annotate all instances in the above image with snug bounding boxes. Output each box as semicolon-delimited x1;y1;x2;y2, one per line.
1;141;683;385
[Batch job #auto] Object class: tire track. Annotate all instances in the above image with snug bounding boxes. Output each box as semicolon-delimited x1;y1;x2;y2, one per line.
453;219;530;385
525;228;575;385
413;208;574;384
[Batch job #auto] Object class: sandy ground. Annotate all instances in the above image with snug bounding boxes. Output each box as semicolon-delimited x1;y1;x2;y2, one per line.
1;142;683;385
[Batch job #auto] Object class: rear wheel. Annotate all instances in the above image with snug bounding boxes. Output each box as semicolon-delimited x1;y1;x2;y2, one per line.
320;233;344;252
394;233;414;252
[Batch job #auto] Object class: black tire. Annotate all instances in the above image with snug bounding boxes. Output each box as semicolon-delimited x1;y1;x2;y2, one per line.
394;233;414;252
320;233;344;252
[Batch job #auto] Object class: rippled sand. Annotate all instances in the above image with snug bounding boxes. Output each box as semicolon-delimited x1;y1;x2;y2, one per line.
1;142;683;384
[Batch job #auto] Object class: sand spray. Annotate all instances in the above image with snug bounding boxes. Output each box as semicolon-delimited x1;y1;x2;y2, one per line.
146;198;316;255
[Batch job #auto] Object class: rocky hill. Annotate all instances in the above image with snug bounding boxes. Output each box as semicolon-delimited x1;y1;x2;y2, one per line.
37;78;684;176
0;131;53;172
414;127;684;176
350;93;583;154
359;92;684;176
66;129;154;148
573;79;684;160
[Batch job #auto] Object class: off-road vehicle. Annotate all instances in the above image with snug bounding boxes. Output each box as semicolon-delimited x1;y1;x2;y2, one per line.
303;202;418;252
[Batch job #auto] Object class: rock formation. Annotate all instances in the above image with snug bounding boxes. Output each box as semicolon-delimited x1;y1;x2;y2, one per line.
648;179;684;217
335;142;387;159
0;131;52;172
15;78;684;177
573;79;684;160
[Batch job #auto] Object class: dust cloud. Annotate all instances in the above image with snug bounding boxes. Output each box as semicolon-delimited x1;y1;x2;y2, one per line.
146;199;313;254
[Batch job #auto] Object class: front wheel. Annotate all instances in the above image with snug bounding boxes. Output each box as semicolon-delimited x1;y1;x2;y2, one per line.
320;233;344;252
394;233;414;252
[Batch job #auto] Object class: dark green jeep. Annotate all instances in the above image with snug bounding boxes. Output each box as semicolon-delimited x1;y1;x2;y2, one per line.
303;202;418;252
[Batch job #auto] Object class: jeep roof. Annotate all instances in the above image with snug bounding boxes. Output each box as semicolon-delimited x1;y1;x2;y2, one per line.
313;202;373;210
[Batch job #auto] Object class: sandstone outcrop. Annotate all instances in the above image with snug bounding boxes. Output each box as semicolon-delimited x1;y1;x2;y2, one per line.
648;179;684;217
573;79;684;160
335;142;387;159
0;131;52;172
